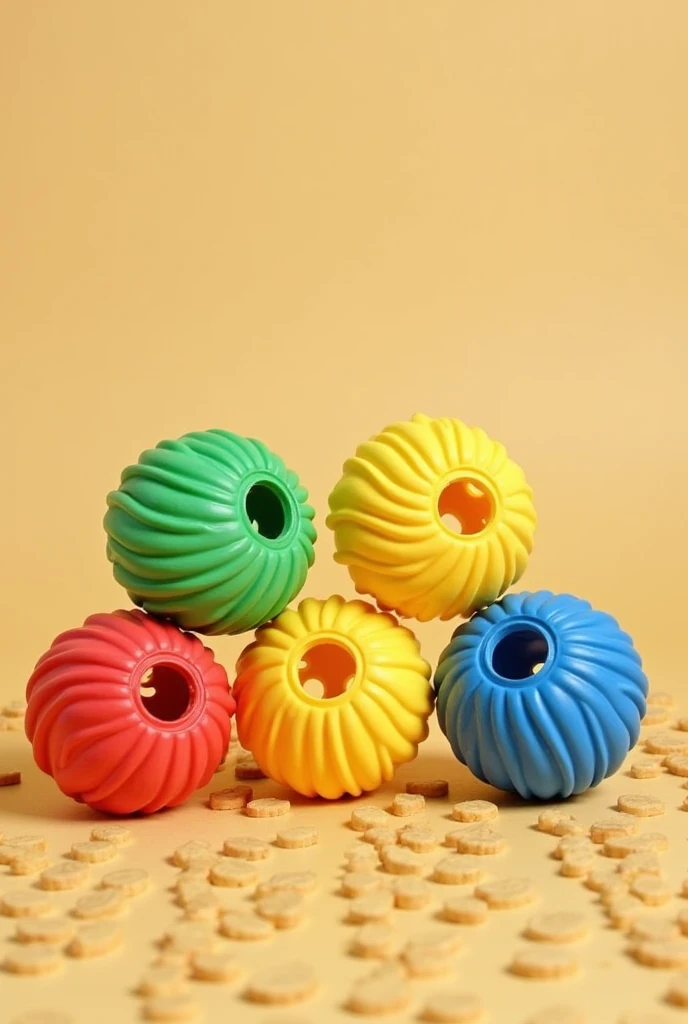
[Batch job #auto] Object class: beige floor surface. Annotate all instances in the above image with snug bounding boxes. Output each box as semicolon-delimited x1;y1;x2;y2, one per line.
2;695;688;1024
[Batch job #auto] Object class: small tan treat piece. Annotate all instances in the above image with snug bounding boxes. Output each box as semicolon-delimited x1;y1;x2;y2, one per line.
630;760;662;779
275;827;319;849
553;836;594;860
401;931;462;977
102;868;150;896
222;836;271;860
617;794;665;817
630;918;679;943
451;800;498;823
70;840;117;863
391;793;425;816
347;891;394;924
678;908;688;935
190;950;242;982
599;877;631;905
617;852;662;879
219;909;274;941
404;929;462;958
175;877;210;907
0;836;47;862
510;947;579;979
551;817;585;837
67;921;123;958
524;912;588;943
590;815;640;844
16;916;74;944
406;779;449;799
179;852;216;875
398;826;438;853
235;757;266;780
678;718;688;732
345;845;378;871
245;797;290;818
2;700;26;717
475;877;537;909
142;997;201;1021
585;867;623;894
642;705;670;726
363;827;398;850
524;1007;587;1024
350;806;392;832
432;855;486;885
9;853;49;875
351;922;397;959
647;690;676;708
645;732;688;755
380;845;426;876
442;896;489;925
183;891;221;922
420;991;485;1023
629;876;671;905
90;823;131;845
345;964;411;1015
255;871;318;898
245;961;318;1004
449;825;506;856
160;924;219;957
604;833;669;858
72;889;125;919
1;890;53;917
560;849;596;878
392;876;431;910
255;891;305;929
173;840;211;868
210;859;258;888
341;871;386;898
138;965;188;997
606;896;645;929
667;971;688;1007
40;862;88;891
209;785;253;810
3;946;61;975
0;770;21;787
537;810;576;835
633;939;688;968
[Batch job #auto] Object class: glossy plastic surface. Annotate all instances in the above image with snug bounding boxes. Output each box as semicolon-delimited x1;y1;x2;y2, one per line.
233;595;434;799
434;591;648;800
25;609;235;814
326;413;536;622
104;429;317;635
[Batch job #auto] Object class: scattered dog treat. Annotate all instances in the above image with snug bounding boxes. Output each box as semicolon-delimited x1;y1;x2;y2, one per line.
630;760;662;779
537;810;576;835
101;868;150;896
183;891;222;922
39;862;89;890
16;916;75;944
209;859;258;888
275;826;319;849
3;946;62;975
0;769;21;787
235;757;266;781
642;705;670;726
633;939;688;968
392;875;431;910
351;921;397;959
647;690;676;708
255;891;305;929
597;876;631;905
160;924;219;958
347;891;394;925
179;852;217;875
341;871;386;898
9;853;49;875
363;827;398;850
245;797;290;818
667;971;688;1007
391;793;425;816
1;890;53;917
629;918;679;943
173;840;211;868
605;895;645;930
420;991;485;1023
245;961;318;1004
350;807;392;832
560;849;596;878
603;833;669;858
432;855;486;885
142;996;202;1021
397;826;438;853
589;815;640;843
617;852;662;879
629;876;671;905
380;845;426;876
678;718;688;732
585;867;623;894
551;817;586;838
67;921;123;958
475;878;538;909
617;794;665;817
189;949;242;982
645;732;688;755
137;965;188;997
222;836;271;860
510;947;579;979
553;836;594;860
442;896;489;925
400;931;462;977
219;909;274;941
90;824;132;845
175;877;211;907
524;912;589;943
406;779;449;799
344;845;379;871
209;785;253;810
345;963;411;1015
678;908;688;935
0;836;47;862
255;871;318;897
72;889;125;919
447;825;506;856
70;840;117;863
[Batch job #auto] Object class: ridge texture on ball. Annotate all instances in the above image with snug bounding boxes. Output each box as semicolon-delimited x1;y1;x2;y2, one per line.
105;429;316;635
25;610;235;814
434;591;648;800
233;595;434;799
326;413;535;622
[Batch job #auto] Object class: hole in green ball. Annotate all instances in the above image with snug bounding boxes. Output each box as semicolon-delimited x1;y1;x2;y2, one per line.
245;482;290;540
491;628;550;680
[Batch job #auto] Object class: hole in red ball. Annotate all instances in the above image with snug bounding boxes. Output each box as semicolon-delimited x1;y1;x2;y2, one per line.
139;664;192;722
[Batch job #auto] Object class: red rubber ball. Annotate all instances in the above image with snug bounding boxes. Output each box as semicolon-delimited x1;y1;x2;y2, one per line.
25;609;235;815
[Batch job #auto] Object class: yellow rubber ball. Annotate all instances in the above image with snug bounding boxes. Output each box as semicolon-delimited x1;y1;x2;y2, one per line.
233;595;434;799
327;413;536;622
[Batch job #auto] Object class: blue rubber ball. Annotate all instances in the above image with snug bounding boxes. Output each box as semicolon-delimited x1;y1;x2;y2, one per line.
434;591;648;800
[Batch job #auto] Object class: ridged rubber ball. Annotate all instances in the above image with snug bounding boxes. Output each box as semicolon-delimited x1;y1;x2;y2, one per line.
434;591;648;800
327;413;536;622
233;595;434;799
104;429;316;635
25;609;235;815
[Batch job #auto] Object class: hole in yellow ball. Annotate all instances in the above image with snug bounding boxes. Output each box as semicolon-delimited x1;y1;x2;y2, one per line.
139;664;192;722
297;643;357;700
438;477;493;536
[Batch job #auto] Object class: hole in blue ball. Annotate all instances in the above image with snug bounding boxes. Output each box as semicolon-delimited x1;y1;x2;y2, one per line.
491;628;550;680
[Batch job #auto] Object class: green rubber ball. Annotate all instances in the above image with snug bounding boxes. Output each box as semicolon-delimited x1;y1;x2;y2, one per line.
104;429;317;635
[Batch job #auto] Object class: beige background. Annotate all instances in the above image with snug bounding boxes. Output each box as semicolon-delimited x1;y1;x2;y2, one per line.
2;3;688;1022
